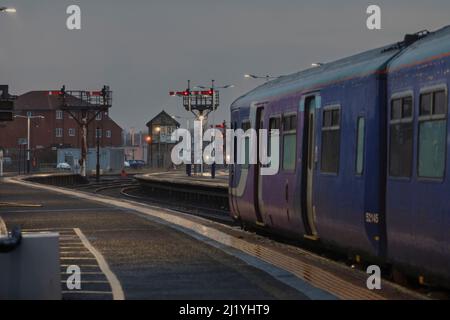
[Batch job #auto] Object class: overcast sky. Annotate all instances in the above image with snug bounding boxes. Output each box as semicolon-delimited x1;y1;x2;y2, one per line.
1;0;449;131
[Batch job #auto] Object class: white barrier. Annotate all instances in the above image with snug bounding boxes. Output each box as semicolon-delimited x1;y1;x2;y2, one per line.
0;233;61;300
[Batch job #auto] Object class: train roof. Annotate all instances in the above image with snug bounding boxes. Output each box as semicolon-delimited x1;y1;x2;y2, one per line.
231;25;450;111
388;25;450;70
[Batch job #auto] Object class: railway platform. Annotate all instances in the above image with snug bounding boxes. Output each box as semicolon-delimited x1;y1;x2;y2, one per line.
134;171;229;217
0;174;427;300
135;170;228;190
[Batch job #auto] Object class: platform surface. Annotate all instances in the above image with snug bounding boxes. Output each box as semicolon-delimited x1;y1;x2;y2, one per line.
135;170;228;189
0;178;307;300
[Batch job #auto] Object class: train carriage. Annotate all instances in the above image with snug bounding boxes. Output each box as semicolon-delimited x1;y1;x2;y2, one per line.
386;27;450;283
230;25;450;286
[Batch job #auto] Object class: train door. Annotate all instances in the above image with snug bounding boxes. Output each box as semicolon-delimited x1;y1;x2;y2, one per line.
255;106;265;225
303;96;319;238
229;109;240;220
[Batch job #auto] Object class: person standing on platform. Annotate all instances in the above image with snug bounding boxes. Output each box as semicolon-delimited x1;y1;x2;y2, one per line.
211;161;216;179
186;163;192;177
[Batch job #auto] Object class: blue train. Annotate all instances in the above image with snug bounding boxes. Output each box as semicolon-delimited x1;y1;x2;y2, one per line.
229;25;450;287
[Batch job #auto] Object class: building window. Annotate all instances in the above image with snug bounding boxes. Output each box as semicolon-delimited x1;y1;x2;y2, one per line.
282;114;297;171
321;107;341;174
96;112;102;121
389;97;413;178
68;128;76;137
95;128;102;138
26;111;33;117
106;130;111;138
56;128;63;138
418;90;447;179
355;117;365;175
56;110;63;120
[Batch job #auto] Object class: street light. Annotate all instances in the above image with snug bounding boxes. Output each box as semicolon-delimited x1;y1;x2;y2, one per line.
14;114;45;174
0;7;17;13
311;62;324;67
194;84;235;90
244;74;281;82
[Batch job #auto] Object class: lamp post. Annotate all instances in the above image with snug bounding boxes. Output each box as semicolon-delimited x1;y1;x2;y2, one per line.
14;114;45;174
198;115;205;175
155;126;161;168
0;7;17;13
96;127;101;182
194;81;234;176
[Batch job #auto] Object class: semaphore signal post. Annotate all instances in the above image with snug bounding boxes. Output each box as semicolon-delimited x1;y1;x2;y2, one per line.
48;85;112;177
169;80;220;121
170;80;223;175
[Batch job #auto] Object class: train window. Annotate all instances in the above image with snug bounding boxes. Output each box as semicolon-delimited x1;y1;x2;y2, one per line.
233;122;237;164
391;99;402;120
418;90;447;179
355;117;365;176
268;117;281;157
323;110;332;127
321;107;341;174
420;93;432;116
283;115;297;131
403;97;413;118
434;91;447;115
389;97;414;178
282;114;297;171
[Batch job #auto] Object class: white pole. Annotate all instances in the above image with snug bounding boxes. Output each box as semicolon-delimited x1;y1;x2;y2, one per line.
81;118;87;177
27;116;31;173
200;116;203;175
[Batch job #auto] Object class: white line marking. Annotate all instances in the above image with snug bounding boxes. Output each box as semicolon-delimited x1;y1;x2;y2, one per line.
60;257;97;260
61;280;110;284
73;228;125;300
61;264;100;268
62;290;113;295
61;272;104;275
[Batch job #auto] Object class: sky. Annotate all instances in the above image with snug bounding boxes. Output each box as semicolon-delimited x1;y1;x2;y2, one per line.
1;0;449;131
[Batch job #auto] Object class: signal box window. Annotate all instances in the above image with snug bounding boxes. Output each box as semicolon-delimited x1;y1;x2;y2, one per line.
282;115;297;171
389;97;414;178
321;107;341;174
418;90;447;179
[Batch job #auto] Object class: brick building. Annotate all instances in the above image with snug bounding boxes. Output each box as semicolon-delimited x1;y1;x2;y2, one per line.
0;90;123;169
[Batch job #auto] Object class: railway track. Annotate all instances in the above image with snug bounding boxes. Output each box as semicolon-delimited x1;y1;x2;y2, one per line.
69;177;233;224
